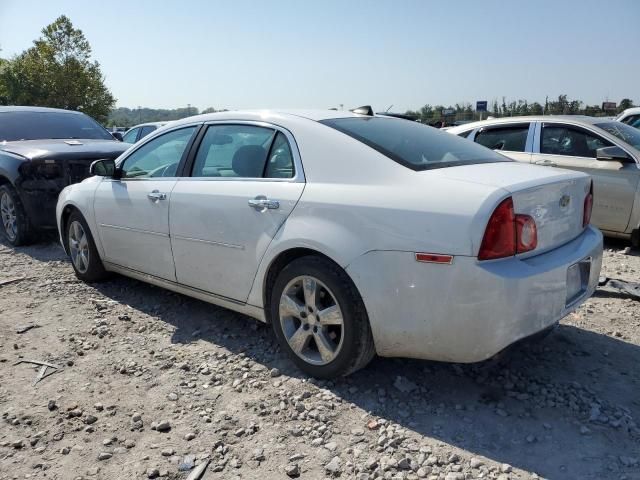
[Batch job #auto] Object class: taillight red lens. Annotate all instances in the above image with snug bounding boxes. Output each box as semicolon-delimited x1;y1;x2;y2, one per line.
583;181;593;228
478;197;516;260
479;197;538;260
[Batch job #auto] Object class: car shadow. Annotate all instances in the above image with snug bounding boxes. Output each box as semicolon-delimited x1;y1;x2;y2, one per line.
87;273;640;480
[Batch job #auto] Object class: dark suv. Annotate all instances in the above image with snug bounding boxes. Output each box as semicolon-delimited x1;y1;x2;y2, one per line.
0;106;129;245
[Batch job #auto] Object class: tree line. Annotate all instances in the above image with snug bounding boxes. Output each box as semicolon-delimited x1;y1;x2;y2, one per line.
405;95;636;124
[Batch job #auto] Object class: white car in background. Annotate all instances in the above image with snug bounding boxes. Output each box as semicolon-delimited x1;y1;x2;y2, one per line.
121;121;170;144
449;116;640;247
617;107;640;129
56;110;602;378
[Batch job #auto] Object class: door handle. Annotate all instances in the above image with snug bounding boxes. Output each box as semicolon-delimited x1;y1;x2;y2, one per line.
147;190;167;202
535;159;557;167
248;196;279;211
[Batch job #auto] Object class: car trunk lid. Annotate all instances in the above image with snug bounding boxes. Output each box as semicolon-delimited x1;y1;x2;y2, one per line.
428;162;592;254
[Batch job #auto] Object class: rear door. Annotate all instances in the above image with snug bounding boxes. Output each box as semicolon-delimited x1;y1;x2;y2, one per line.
169;122;305;302
533;122;638;232
93;125;198;280
470;123;533;163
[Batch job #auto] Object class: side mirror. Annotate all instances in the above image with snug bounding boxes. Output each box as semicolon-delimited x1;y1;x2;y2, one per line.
596;146;632;162
90;158;118;177
111;132;123;141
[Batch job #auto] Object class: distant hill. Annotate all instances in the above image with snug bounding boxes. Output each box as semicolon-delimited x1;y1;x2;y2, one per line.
106;106;223;127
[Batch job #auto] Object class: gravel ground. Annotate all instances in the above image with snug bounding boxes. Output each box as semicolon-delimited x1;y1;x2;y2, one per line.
0;236;638;480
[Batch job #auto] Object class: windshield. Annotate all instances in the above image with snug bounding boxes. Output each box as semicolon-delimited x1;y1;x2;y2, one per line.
595;122;640;150
0;111;114;142
320;117;509;171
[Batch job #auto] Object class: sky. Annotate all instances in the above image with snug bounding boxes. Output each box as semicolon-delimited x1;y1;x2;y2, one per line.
1;0;638;112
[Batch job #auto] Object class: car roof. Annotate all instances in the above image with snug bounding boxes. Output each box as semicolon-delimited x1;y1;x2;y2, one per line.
618;107;640;117
130;121;168;128
0;105;84;115
448;115;613;133
168;109;363;128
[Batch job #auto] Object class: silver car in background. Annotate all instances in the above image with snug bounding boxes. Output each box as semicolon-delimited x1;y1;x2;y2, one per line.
448;116;640;246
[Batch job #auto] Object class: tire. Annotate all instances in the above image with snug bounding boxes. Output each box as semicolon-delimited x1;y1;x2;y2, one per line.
270;256;375;378
65;211;108;282
631;229;639;249
0;184;34;246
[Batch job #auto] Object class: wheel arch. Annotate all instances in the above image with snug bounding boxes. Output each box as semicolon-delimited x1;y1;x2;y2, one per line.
59;204;81;255
260;247;362;324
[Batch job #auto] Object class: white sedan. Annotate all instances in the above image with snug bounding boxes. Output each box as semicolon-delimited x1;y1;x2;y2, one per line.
56;109;603;378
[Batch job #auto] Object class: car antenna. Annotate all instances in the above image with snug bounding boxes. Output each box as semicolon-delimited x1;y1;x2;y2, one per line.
350;105;374;116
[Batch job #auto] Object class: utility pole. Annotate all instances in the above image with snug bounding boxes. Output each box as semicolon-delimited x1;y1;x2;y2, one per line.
187;104;191;116
137;106;141;123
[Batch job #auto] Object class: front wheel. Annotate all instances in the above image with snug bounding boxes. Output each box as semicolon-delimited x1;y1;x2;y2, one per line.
66;211;108;282
0;184;33;246
270;256;375;378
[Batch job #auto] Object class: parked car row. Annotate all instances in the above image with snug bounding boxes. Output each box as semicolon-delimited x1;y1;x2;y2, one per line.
447;116;640;246
8;103;639;377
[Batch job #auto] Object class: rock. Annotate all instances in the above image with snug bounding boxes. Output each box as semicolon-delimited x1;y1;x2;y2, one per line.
252;448;265;461
161;448;174;457
167;393;178;401
84;415;98;425
393;376;418;393
11;439;24;449
325;456;342;475
500;463;512;473
178;455;196;471
397;456;412;470
285;463;300;477
155;420;171;432
184;432;196;441
47;400;58;411
124;439;135;449
445;474;464;480
97;452;112;461
470;457;484;468
147;468;160;479
270;368;281;377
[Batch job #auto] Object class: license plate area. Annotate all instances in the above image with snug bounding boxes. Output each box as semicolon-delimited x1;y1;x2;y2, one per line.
566;257;591;307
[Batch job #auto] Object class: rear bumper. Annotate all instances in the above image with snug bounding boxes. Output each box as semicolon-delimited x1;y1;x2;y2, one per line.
346;226;603;362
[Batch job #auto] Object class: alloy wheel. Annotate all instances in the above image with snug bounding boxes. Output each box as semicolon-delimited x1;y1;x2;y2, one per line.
68;220;90;274
0;192;18;241
279;275;345;365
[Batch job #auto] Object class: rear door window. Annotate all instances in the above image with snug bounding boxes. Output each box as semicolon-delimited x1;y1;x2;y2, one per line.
474;124;529;152
139;125;157;139
541;124;612;158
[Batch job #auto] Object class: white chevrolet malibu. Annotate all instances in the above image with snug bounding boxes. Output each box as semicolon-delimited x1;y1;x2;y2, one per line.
56;109;603;378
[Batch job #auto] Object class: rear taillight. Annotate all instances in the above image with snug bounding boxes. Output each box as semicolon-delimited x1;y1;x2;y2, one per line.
583;181;593;228
478;197;538;260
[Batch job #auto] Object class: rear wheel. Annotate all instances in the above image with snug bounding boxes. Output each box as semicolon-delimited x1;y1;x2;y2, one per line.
66;211;108;282
270;256;375;378
0;184;33;246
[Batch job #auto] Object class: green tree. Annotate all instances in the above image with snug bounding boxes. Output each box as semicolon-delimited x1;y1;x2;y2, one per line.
0;15;114;122
618;98;635;112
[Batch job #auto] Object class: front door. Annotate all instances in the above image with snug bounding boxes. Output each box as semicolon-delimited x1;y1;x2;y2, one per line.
534;122;639;233
169;123;305;302
94;126;198;280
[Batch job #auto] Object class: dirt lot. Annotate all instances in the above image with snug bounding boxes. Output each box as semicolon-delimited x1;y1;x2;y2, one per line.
0;236;638;480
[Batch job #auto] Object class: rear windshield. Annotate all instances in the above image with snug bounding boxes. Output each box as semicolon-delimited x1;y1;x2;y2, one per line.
0;111;114;142
320;117;509;171
595;122;640;151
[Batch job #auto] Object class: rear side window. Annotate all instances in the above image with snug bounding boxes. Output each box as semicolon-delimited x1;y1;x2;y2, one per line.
474;125;529;152
457;130;473;138
541;125;612;158
320;117;508;171
192;126;295;179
